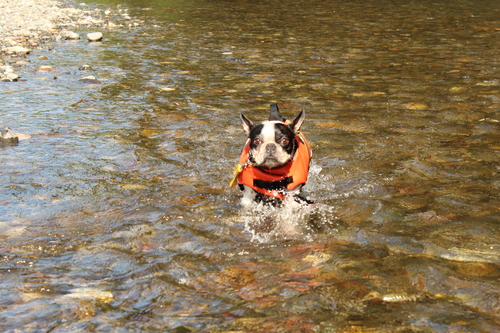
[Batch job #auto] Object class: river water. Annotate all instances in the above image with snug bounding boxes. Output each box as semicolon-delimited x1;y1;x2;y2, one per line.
1;0;499;331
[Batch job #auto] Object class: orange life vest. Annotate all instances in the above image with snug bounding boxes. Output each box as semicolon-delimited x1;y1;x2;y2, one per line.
231;133;312;200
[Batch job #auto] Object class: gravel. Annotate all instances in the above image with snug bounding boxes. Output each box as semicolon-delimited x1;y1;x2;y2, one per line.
0;0;139;81
0;0;134;56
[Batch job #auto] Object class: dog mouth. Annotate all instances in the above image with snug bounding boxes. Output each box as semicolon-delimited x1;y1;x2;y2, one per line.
253;147;293;169
260;156;285;168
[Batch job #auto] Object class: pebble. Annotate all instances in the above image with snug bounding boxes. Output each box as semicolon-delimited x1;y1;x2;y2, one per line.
405;102;429;111
0;127;19;145
79;75;101;84
0;72;19;82
3;46;31;55
0;127;31;142
1;65;14;73
87;32;103;42
0;0;127;54
38;66;54;71
58;287;113;302
61;30;81;40
0;0;136;84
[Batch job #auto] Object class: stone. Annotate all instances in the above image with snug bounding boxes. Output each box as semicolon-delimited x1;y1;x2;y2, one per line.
0;128;19;146
1;65;14;73
4;46;31;55
79;65;93;70
79;75;101;84
17;132;31;140
0;72;19;82
0;0;126;57
61;30;80;40
87;32;103;42
406;102;429;111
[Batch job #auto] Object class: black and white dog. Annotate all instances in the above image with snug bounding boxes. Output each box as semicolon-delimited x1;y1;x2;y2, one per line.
231;104;313;206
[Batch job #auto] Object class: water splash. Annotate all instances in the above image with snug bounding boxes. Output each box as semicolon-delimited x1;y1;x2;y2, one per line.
234;160;343;243
241;198;337;243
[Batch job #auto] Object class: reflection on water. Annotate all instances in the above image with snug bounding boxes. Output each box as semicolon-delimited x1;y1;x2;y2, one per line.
1;0;499;331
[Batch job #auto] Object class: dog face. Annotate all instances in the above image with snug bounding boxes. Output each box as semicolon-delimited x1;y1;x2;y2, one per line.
240;110;305;169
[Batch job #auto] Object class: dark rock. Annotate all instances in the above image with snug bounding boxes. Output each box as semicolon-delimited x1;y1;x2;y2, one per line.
0;127;19;146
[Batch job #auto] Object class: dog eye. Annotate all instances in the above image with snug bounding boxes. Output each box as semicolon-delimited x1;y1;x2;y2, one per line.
279;138;289;145
253;138;262;145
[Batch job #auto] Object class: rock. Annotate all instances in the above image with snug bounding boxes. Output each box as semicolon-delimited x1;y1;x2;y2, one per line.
1;65;14;73
0;72;19;82
59;287;113;302
0;128;19;146
0;0;127;57
406;102;429;111
61;30;80;40
38;56;48;60
476;80;499;87
87;32;103;42
38;66;54;71
17;132;31;140
79;75;101;84
4;46;31;55
79;65;93;71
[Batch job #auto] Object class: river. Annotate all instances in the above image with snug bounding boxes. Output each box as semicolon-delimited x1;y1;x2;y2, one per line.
1;0;499;331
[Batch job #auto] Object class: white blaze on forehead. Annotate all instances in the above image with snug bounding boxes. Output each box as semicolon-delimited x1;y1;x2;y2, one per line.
260;121;279;143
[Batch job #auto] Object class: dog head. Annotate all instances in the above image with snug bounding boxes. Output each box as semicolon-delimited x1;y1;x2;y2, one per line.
240;104;305;169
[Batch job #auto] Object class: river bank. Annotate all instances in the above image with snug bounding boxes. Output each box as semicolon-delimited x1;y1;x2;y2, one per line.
0;0;137;81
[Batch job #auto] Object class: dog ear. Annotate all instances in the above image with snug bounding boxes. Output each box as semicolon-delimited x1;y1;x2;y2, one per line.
240;113;254;136
289;110;305;134
268;103;285;122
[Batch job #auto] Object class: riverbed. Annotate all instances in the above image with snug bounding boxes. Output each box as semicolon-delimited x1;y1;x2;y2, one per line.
1;0;499;331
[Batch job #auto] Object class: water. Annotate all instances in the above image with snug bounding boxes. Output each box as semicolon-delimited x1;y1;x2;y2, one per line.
1;0;499;331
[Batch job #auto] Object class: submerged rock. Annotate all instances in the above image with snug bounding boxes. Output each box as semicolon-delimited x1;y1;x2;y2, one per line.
60;287;113;302
79;75;101;84
38;65;54;71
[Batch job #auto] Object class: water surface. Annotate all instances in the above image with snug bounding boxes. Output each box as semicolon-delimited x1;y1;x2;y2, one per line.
1;0;499;331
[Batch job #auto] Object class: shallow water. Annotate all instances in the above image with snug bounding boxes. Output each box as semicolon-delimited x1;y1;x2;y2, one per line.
1;0;500;331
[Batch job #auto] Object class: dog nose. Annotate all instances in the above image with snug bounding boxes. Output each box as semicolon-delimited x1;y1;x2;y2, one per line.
265;143;277;153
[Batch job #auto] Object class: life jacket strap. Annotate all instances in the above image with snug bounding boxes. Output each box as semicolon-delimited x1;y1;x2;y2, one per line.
253;176;293;191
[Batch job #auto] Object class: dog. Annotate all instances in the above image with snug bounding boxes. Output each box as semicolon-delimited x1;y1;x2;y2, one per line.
230;103;313;206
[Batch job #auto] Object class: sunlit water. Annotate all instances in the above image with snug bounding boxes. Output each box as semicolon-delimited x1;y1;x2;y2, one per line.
1;0;499;331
